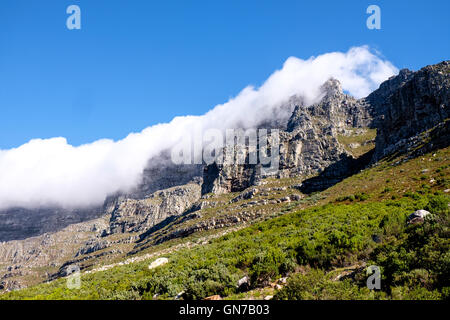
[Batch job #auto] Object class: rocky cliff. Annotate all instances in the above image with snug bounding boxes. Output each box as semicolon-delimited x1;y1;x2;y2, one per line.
0;207;105;243
201;78;373;195
106;183;202;235
372;60;450;161
201;61;450;196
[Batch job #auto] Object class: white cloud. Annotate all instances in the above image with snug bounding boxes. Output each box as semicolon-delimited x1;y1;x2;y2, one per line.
0;46;398;210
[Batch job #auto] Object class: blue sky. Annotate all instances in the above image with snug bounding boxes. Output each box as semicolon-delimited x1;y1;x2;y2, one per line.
1;0;449;149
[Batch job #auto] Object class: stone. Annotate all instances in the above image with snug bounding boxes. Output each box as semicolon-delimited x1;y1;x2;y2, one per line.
175;291;185;300
148;257;169;270
237;276;250;291
407;210;431;224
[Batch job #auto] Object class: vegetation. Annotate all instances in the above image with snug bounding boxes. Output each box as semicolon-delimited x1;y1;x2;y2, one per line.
2;192;448;300
1;147;449;300
337;128;377;157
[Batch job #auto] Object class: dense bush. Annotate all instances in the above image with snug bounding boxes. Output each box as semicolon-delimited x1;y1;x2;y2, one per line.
367;208;449;295
426;194;449;213
273;269;375;300
249;248;295;285
183;264;238;299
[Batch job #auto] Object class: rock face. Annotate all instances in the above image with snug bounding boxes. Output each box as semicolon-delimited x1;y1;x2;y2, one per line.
125;151;203;199
202;61;450;195
106;183;202;235
372;61;450;161
0;207;105;242
202;161;261;195
0;152;203;242
287;78;373;131
202;78;372;195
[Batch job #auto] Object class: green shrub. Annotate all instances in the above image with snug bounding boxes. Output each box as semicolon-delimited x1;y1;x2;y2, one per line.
404;192;421;200
273;269;374;300
379;212;405;237
249;248;291;286
391;286;442;300
426;195;449;213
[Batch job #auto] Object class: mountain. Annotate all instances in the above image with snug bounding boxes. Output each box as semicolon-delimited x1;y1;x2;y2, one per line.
201;77;375;195
0;60;448;298
0;152;203;242
204;61;450;195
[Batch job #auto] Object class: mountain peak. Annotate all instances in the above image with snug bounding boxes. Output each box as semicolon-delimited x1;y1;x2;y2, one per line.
320;77;343;98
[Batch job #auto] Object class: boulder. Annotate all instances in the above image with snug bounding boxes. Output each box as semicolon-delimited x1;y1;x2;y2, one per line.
237;276;250;292
148;257;169;270
407;209;431;224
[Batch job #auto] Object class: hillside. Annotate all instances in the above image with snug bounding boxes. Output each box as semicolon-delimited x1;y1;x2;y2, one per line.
0;60;449;300
1;145;448;300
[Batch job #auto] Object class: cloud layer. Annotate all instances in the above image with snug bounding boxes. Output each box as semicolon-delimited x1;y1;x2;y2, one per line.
0;46;398;210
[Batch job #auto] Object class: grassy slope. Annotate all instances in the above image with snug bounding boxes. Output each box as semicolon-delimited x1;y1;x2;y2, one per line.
1;146;449;300
338;128;377;157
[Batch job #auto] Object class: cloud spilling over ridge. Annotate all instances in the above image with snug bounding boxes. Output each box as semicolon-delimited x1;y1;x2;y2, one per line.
0;46;398;210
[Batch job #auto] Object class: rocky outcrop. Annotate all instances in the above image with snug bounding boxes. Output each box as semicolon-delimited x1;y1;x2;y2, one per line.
202;61;450;195
105;183;202;235
287;78;373;131
297;149;374;194
202;161;262;195
125;151;203;199
372;61;450;161
202;78;371;195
